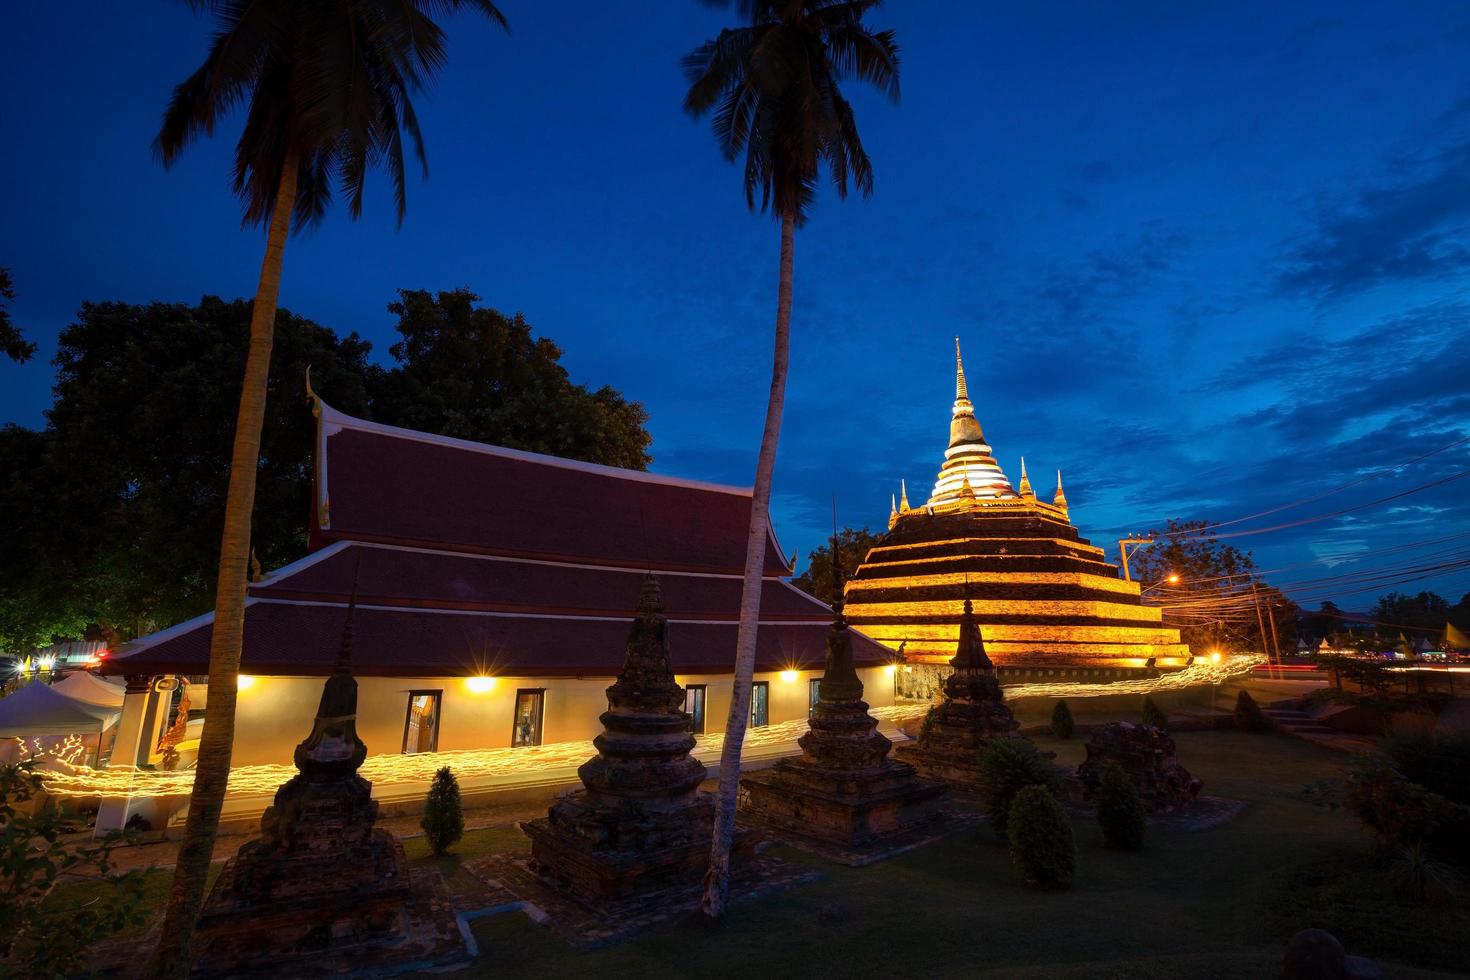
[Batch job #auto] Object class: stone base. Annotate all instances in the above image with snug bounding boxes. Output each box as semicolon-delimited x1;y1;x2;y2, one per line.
739;758;948;860
522;790;756;905
191;866;467;979
893;741;990;792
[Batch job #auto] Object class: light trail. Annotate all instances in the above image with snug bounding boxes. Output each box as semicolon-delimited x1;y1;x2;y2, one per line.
33;654;1265;802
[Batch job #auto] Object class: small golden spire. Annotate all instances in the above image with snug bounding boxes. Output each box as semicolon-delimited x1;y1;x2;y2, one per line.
1018;456;1034;497
1053;469;1068;510
889;493;899;529
961;469;977;500
899;479;911;513
954;337;969;403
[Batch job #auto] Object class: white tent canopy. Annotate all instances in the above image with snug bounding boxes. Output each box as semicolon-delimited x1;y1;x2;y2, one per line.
53;670;125;708
0;679;121;737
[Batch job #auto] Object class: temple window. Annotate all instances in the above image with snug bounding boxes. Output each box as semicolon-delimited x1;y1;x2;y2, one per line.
512;689;546;747
750;681;769;728
684;684;707;735
808;678;822;718
401;691;441;754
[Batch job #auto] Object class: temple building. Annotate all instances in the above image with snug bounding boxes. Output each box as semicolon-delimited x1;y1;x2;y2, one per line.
97;395;895;832
843;341;1189;679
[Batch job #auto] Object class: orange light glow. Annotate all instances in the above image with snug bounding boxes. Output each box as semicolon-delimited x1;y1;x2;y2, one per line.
466;675;497;693
236;674;257;691
779;670;799;683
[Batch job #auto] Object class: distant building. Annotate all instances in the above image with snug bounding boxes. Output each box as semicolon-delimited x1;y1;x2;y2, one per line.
844;341;1189;679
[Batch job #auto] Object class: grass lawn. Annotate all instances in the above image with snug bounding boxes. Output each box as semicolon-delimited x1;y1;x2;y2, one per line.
457;732;1470;979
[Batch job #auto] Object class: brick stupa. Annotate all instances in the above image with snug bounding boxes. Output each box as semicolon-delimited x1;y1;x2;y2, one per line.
894;596;1020;790
193;588;462;975
523;574;750;902
741;561;948;863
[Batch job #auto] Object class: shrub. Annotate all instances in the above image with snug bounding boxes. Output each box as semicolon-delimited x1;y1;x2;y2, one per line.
421;766;464;856
978;738;1062;832
1344;756;1468;854
1049;700;1075;739
1007;785;1076;889
1095;761;1147;850
1;762;146;976
1383;733;1470;869
1141;696;1168;729
1234;689;1268;732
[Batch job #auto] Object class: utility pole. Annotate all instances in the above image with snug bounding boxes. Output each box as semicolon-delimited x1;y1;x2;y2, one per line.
1250;580;1270;669
1265;599;1283;680
1118;536;1153;582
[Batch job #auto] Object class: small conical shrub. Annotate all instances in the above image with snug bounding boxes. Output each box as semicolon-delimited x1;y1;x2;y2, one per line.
1096;760;1147;850
1234;689;1268;732
1007;785;1076;889
978;737;1062;832
1142;696;1168;729
422;766;464;856
1050;700;1075;739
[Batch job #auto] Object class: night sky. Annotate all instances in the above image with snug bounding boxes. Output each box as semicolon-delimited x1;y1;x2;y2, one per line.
3;2;1469;610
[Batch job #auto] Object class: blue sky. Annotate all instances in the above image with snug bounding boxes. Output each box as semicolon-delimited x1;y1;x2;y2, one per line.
3;1;1469;611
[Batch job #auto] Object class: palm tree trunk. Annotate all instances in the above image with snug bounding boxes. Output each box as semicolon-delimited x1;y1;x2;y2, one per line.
150;148;298;978
702;206;795;922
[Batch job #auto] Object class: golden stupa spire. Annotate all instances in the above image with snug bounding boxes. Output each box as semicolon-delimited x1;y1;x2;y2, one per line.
1018;456;1034;497
1053;469;1068;511
889;493;899;529
899;479;910;513
955;337;970;404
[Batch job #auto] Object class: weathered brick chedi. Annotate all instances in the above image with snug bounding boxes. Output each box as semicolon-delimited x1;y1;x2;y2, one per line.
523;575;750;902
893;597;1020;789
740;570;947;861
1077;721;1203;813
192;594;463;975
844;340;1189;673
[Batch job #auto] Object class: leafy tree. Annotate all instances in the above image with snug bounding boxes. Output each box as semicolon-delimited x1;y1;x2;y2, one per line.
1049;700;1075;739
790;526;880;604
421;766;465;856
370;289;651;469
1;762;146;975
149;2;506;973
684;0;899;920
0;267;37;363
1095;760;1147;851
978;737;1063;831
1007;785;1076;889
1373;591;1451;638
1299;601;1345;646
1131;518;1279;653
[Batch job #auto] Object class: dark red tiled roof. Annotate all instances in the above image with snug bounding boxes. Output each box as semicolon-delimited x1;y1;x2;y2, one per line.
312;405;789;576
254;544;825;621
107;596;891;678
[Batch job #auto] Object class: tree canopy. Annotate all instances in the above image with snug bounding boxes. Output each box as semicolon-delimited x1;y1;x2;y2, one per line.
0;293;650;651
0;268;37;364
790;526;881;605
369;289;651;469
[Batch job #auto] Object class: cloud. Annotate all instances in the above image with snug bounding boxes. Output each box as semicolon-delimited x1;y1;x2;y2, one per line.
1276;140;1470;299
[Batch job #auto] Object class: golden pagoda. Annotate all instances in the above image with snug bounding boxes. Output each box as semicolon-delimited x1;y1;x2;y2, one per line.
844;340;1189;677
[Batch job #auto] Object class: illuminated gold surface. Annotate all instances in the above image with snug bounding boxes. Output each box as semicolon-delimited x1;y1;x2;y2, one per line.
847;599;1168;622
846;571;1146;595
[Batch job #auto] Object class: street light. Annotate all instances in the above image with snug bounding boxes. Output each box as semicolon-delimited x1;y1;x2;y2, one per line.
1139;573;1181;597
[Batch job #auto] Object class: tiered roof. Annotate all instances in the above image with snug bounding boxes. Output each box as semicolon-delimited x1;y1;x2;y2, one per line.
107;400;890;679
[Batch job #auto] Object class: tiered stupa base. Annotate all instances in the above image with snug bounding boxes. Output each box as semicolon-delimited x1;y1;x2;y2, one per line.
525;792;756;903
1076;722;1203;813
741;757;947;863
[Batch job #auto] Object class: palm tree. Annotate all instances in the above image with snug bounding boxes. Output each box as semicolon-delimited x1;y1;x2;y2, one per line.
148;2;505;974
682;0;898;919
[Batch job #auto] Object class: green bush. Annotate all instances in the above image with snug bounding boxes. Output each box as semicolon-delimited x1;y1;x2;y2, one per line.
1142;696;1168;729
1095;760;1147;850
1007;785;1076;889
978;738;1062;832
1383;733;1470;869
1233;689;1268;732
421;766;464;856
1049;700;1075;739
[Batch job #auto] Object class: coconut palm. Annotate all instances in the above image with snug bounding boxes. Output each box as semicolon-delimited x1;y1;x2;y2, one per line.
682;0;898;919
148;2;505;973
